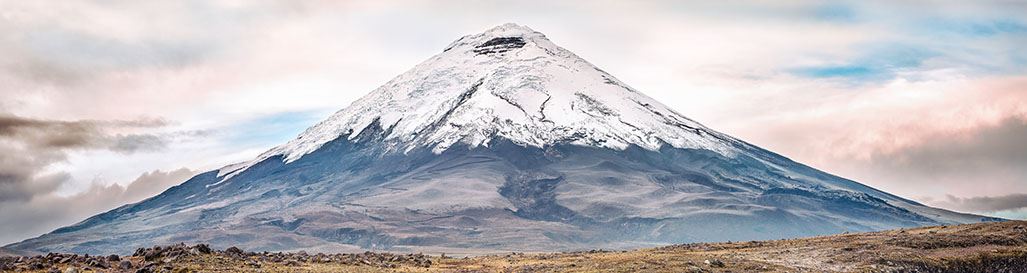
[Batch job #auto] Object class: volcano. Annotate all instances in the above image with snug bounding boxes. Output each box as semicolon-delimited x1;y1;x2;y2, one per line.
7;24;995;255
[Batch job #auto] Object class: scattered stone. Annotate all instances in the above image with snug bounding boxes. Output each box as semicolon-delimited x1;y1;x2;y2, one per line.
704;259;725;267
63;266;79;273
225;246;244;256
194;244;212;254
687;265;707;273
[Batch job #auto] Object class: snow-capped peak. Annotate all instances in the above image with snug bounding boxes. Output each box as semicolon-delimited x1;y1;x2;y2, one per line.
223;23;734;178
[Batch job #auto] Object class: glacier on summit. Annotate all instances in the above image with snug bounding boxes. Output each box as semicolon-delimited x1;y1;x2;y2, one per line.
6;24;997;255
228;24;732;175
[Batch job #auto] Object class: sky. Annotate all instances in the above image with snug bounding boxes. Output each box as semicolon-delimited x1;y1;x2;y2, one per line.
1;0;1025;245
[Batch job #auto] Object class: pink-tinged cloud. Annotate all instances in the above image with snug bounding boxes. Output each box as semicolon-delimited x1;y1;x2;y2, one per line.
706;75;1027;214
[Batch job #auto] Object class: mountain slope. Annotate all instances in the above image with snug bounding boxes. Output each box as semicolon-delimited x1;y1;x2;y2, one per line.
6;23;996;255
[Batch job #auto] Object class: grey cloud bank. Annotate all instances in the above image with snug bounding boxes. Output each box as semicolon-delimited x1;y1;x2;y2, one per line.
936;194;1027;213
0;168;194;245
0;114;169;202
0;113;193;244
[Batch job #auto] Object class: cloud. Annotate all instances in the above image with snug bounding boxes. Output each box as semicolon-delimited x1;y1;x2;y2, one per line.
0;168;195;245
856;115;1027;212
0;114;168;151
0;111;201;246
933;194;1027;213
0;144;66;203
0;113;171;203
110;134;168;154
874;116;1027;176
702;74;1027;213
0;109;286;246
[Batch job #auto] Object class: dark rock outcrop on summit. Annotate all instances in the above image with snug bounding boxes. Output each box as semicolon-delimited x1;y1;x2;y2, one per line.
473;37;526;54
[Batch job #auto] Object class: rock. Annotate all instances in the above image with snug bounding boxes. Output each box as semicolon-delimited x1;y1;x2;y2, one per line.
704;259;725;267
119;260;133;269
90;259;109;269
225;246;244;256
63;267;79;273
196;244;212;254
107;254;120;262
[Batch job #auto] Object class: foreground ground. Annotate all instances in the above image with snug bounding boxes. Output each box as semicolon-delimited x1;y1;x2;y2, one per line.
2;221;1026;272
